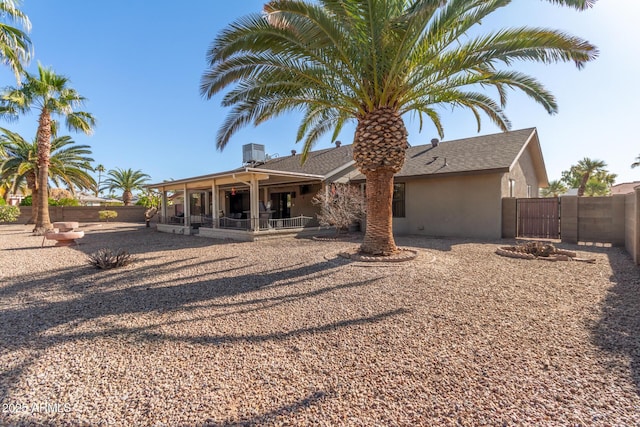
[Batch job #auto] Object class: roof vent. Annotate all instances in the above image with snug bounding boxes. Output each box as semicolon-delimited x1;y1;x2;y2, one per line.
291;149;297;156
431;138;439;147
335;140;342;147
243;143;266;164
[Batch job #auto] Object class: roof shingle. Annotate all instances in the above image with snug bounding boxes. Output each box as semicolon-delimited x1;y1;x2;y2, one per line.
258;127;537;178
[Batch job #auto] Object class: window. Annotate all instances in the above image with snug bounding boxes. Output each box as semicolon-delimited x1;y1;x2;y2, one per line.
509;179;515;198
392;183;405;217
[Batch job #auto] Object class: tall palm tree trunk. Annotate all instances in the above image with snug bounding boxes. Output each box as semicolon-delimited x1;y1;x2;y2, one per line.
577;173;590;197
354;107;408;255
25;171;38;224
34;109;53;234
123;190;133;206
362;168;396;254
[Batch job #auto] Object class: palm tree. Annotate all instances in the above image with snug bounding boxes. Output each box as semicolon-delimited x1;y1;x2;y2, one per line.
0;0;32;83
583;178;608;197
0;64;96;233
550;0;596;8
0;127;95;223
103;168;150;206
631;155;640;169
201;0;597;255
540;180;567;198
94;163;105;196
574;157;607;197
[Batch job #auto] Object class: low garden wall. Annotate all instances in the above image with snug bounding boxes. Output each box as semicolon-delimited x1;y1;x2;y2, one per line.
15;206;148;224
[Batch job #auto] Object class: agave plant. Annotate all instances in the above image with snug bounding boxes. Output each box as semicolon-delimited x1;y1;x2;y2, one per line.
88;248;134;269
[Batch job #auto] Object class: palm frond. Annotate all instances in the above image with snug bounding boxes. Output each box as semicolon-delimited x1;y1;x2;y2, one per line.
202;0;597;157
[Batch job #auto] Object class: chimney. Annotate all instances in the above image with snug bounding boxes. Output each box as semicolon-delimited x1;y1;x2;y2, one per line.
291;149;297;156
431;138;439;147
335;140;342;147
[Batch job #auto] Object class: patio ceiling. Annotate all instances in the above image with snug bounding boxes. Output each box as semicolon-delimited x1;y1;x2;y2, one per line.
147;167;325;192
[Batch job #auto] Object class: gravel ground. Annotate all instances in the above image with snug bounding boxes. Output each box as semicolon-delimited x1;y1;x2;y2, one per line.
1;222;639;426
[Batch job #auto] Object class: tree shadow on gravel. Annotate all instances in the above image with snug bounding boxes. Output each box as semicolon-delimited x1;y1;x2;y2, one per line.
34;225;234;255
592;248;640;395
0;251;405;406
212;390;329;426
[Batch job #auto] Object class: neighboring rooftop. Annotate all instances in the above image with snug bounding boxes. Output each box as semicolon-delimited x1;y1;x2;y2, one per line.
611;181;640;195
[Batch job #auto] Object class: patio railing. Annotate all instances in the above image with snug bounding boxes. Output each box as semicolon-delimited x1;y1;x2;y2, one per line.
267;216;314;229
159;214;316;231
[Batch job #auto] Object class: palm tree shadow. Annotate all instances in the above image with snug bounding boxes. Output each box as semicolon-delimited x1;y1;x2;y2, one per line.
0;253;409;407
212;390;329;426
591;249;640;395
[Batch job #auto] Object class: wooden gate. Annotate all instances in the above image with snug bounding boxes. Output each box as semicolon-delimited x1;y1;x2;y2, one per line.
517;198;560;238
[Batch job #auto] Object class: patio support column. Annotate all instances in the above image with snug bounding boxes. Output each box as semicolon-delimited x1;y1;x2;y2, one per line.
324;183;330;207
183;184;191;227
161;188;168;224
211;181;218;228
250;175;259;231
204;191;210;215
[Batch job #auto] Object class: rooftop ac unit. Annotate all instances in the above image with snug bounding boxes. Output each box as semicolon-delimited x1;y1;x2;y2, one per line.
243;143;266;164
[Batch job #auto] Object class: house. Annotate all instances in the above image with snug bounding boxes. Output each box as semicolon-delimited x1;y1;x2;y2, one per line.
147;127;547;240
611;181;640;195
77;193;123;206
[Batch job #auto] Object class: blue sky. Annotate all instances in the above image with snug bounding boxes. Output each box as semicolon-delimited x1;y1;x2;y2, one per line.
1;0;638;187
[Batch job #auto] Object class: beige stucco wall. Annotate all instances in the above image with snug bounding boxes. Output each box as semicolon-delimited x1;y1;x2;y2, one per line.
395;173;504;239
501;145;540;198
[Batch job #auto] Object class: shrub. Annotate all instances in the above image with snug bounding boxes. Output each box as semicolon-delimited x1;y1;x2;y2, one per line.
19;196;79;206
0;205;20;222
0;198;5;206
136;191;161;209
88;248;134;269
54;198;80;207
99;210;118;221
312;184;365;233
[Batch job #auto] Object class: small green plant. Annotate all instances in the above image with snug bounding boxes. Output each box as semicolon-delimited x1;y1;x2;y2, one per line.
0;205;20;222
19;195;32;206
88;248;134;269
99;210;118;221
0;198;6;206
136;190;161;209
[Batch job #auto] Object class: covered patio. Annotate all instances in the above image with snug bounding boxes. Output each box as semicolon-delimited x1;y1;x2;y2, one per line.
148;167;329;241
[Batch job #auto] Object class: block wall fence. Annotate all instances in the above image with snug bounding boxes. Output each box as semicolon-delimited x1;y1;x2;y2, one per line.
14;206;148;224
502;188;640;265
